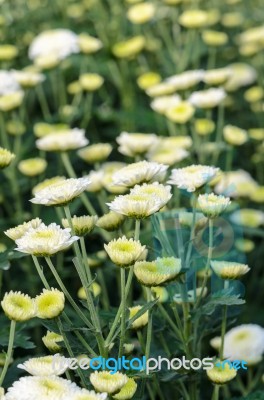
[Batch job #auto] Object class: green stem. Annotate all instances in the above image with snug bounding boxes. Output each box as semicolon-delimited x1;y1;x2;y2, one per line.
0;320;16;386
145;287;153;359
220;305;228;360
118;268;126;357
32;256;51;289
212;385;220;400
185;194;198;269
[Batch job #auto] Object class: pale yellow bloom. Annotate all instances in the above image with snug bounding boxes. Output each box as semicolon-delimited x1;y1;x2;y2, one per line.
18;158;47;177
137;72;161;90
211;261;250;280
78;143;112;164
5;218;42;241
202;30;228;46
129;306;148;329
223;125;248;146
104;236;146;268
179;10;209;29
42;331;63;353
207;361;237;384
78;33;103;54
0;147;15;169
166;101;195;124
112;36;145;58
90;371;128;394
36;288;65;319
1;291;36;322
79;73;104;91
0;91;24;112
134;257;182;286
127;3;155;24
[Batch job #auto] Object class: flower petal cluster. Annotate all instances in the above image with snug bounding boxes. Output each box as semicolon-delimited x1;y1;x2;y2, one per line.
104;236;146;268
168;165;219;192
134;257;182;286
36;129;88;152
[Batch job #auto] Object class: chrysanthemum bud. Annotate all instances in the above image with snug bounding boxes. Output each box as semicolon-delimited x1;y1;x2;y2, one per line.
129;305;148;329
197;193;231;218
62;215;98;236
104;236;146;268
0;147;15;169
211;261;250;280
113;378;137;399
97;211;125;232
35;288;65;319
134;257;182;287
77;143;112;164
90;371;128;394
1;291;36;322
42;331;63;353
206;361;237;384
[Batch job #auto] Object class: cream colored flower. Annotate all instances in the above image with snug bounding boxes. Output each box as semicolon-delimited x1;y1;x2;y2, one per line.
207;361;237;384
166;70;204;91
214;169;258;198
79;73;104;91
189;88;226;109
137;72;161;90
104;236;146;268
90;371;128;394
69;389;107;400
18;355;68;376
97;211;125;232
18;158;47;177
0;147;15;169
223;125;248;146
12;70;45;88
147;144;189;165
1;291;36;322
222;12;244;27
36;129;88;152
150;94;181;114
194;119;215;136
146;82;176;97
166;101;195;124
112;36;145;58
202;30;228;46
112;161;168;188
78;33;103;54
30;177;91;206
130;182;172;202
134;257;182;286
78;282;101;299
15;223;79;256
224;63;256;92
32;177;66;195
151;286;169;303
29;29;80;61
113;378;137;400
0;45;18;60
5;218;42;241
230;209;264;228
0;91;24;112
179;10;209;29
42;331;63;353
244;86;264;103
33;122;69;138
0;70;20;95
127;2;155;24
35;288;65;319
78;143;112;164
168;165;219;192
129;306;149;329
116;132;159;157
211;261;250;280
203;68;231;85
62;215;98;236
222;324;264;365
198;193;231;218
85;170;104;193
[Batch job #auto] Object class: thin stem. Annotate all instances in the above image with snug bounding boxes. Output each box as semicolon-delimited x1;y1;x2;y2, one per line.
32;256;51;289
212;385;220;400
145;287;153;359
118;268;126;357
0;320;16;386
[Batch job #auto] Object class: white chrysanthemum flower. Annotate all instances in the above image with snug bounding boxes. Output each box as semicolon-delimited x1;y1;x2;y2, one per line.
224;63;256;92
4;375;79;400
230;209;264;228
77;143;112;164
62;215;98;236
130;182;172;201
168;165;219;192
189;88;226;109
147;145;189;166
5;218;43;241
0;70;21;95
32;177;66;195
203;68;232;85
116;132;159;157
104;236;146;268
1;291;36;322
36;129;88;152
150;94;181;114
207;361;237;384
36;288;65;319
165;101;195;124
223;324;264;365
0;147;15;169
134;257;182;286
127;2;155;24
107;192;170;219
29;29;80;61
12;70;45;88
90;371;128;394
30;177;91;206
67;389;108;400
146;81;176;97
112;161;168;188
223;125;248;146
97;211;125;232
166;70;204;91
15;223;79;256
214;169;258;198
85;170;104;193
198;193;231;218
18;355;68;376
42;331;63;353
211;261;250;280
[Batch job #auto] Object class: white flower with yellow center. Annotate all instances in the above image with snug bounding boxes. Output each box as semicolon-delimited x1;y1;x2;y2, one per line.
137;71;161;90
116;132;159;157
127;2;155;24
62;215;98;236
0;147;15;169
134;257;182;286
18;158;47;177
230;209;264;228
32;177;66;195
1;291;36;322
42;331;63;353
165;101;195;124
79;73;104;92
148;145;189;165
130;182;172;203
85;170;104;193
224;63;256;92
90;371;128;394
104;236;146;268
207;361;237;384
18;355;68;376
30;177;91;206
150;94;181;114
166;70;204;91
12;70;45;88
223;125;248;146
168;165;219;192
129;306;149;329
189;88;226;109
15;223;78;256
78;33;103;54
107;192;169;219
214;169;258;198
5;218;42;241
198;193;231;218
222;324;264;365
146;81;176;97
68;389;107;400
0;91;24;112
36;129;88;152
35;288;65;319
112;161;168;188
29;29;80;61
211;261;250;280
97;211;125;232
5;375;78;400
77;143;112;164
203;68;232;85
